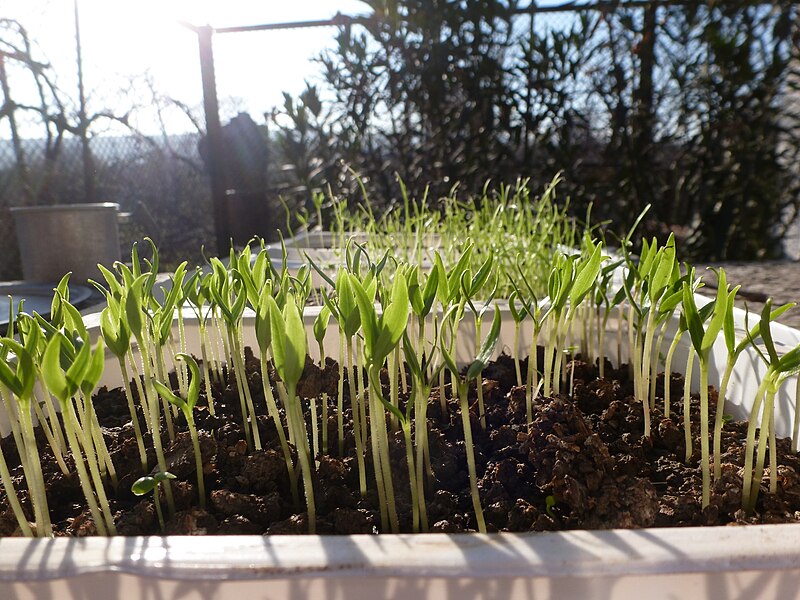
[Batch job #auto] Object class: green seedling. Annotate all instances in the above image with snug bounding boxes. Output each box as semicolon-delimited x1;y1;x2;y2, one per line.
441;306;502;534
101;300;147;471
507;291;528;388
313;304;333;457
183;270;218;414
325;266;368;495
125;273;175;517
682;270;735;508
153;354;206;509
741;301;800;512
209;258;259;451
460;254;498;429
712;299;794;480
269;293;316;533
402;327;446;533
0;338;50;536
254;284;299;506
41;334;117;535
13;311;70;477
510;261;547;422
132;471;176;533
352;269;410;533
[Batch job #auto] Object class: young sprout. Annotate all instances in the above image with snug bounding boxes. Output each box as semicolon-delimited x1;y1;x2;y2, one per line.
268;293;316;533
510;287;537;389
312;305;333;457
0;430;31;536
327;266;368;495
741;301;800;512
125;273;175;517
253;286;300;506
208;258;259;451
540;252;574;397
41;334;117;535
558;241;604;392
0;340;32;538
132;471;176;533
588;258;620;377
509;264;546;422
646;274;686;410
682;271;735;508
94;264;151;431
153;354;206;509
77;327;118;490
352;270;410;533
434;245;474;418
13;312;70;477
0;338;51;536
712;299;793;478
402;327;447;533
441;306;502;534
101;301;147;472
183;271;217;415
661;268;705;418
637;236;679;424
460;255;497;429
618;247;651;434
682;341;696;463
49;296;118;489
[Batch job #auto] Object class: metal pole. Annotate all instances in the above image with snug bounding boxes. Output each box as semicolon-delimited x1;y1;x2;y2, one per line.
74;0;96;204
196;25;229;256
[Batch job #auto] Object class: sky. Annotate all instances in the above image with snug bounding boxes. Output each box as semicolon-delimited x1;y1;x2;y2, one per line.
3;1;564;138
2;0;371;136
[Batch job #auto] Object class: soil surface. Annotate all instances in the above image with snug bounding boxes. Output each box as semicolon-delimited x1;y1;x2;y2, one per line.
2;350;800;536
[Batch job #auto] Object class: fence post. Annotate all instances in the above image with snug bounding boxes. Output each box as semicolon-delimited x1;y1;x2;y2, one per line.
632;2;657;219
197;25;230;256
73;0;96;205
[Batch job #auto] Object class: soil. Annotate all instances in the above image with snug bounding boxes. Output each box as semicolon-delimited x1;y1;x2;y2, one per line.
2;349;800;536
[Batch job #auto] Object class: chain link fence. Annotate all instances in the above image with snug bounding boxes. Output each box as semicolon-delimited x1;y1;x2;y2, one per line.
0;126;214;280
0;26;214;281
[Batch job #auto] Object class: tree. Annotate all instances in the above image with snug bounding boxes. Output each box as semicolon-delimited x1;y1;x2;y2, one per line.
273;1;800;261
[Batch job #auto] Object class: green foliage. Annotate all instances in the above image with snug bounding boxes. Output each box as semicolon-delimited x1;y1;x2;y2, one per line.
6;233;800;533
269;294;308;389
269;2;798;262
0;338;35;401
131;471;176;497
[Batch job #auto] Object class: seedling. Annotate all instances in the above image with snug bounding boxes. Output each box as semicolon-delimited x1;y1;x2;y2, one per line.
153;354;206;508
254;284;300;506
0;228;790;537
313;304;333;457
352;269;409;532
41;334;117;535
132;471;176;533
441;306;502;534
268;293;316;533
682;271;735;508
0;338;50;536
741;301;800;512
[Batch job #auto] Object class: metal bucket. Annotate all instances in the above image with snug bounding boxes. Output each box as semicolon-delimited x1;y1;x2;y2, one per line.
11;203;121;283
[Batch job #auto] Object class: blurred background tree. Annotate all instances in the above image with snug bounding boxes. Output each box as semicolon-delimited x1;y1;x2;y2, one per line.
272;0;800;260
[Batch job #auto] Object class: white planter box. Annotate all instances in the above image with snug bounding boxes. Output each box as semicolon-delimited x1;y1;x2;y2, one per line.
3;525;800;599
1;299;799;599
267;231;442;287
